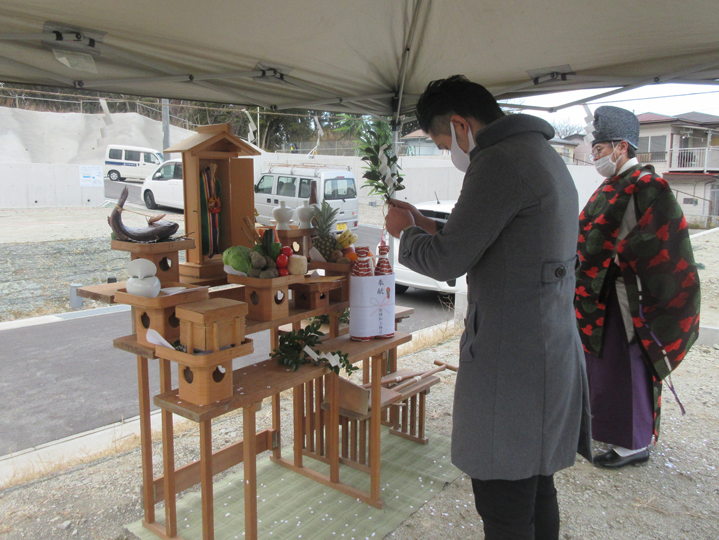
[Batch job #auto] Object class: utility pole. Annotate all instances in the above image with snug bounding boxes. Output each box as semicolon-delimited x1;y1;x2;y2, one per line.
257;107;261;149
162;98;170;159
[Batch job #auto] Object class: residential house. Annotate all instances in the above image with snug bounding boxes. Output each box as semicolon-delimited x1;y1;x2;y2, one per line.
400;129;444;156
549;136;580;164
565;133;592;165
401;129;581;164
636;112;719;223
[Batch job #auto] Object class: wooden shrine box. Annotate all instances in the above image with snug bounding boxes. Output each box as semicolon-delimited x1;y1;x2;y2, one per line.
227;274;305;321
176;298;248;353
114;285;209;347
164;123;261;287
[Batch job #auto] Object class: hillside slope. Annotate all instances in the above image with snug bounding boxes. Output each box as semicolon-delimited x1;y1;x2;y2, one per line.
0;106;195;165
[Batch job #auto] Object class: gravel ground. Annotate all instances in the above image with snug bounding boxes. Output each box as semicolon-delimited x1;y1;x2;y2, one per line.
1;204;718;539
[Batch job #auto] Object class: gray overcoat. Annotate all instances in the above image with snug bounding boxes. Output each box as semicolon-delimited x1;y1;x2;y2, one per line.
399;114;592;480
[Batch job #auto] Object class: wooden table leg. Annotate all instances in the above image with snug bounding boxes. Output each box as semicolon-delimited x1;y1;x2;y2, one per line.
328;372;340;483
270;326;280;349
243;403;259;540
293;384;304;467
272;394;281;459
160;358;177;538
136;355;155;525
328;313;339;338
200;420;214;540
388;347;400;428
370;354;382;502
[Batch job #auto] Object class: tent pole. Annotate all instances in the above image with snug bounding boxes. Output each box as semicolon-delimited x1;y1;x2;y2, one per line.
390;0;425;175
393;0;425;126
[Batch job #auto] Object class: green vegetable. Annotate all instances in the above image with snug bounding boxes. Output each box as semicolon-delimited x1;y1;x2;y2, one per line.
262;229;275;258
222;245;253;274
270;242;282;260
253;244;265;256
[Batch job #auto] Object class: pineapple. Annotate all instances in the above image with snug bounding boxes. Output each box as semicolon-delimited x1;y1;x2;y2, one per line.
312;201;340;261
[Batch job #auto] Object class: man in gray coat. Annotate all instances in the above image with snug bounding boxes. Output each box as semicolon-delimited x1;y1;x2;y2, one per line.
385;75;592;540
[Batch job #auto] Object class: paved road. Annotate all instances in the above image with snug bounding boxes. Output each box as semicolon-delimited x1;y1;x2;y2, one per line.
0;224;455;455
104;178;144;205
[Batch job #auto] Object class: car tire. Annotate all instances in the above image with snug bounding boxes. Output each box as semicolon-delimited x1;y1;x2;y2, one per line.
108;170;121;182
395;284;409;294
144;190;157;209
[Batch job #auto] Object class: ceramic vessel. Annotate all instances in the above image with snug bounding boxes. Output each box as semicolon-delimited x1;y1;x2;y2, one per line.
126;276;161;297
295;200;314;229
273;201;293;230
127;258;157;279
350;246;374;342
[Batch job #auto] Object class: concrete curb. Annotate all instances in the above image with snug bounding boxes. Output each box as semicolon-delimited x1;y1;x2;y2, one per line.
0;409;164;487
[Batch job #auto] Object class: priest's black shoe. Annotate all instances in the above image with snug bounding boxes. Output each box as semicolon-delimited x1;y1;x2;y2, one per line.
593;448;650;468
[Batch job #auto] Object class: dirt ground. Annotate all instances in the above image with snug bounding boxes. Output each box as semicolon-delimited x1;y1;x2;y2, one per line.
1;337;717;540
1;205;718;539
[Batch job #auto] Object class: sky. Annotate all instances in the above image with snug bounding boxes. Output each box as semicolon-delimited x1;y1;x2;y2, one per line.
500;83;719;129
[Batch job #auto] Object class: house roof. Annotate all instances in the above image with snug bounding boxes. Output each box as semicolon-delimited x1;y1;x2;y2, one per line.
675;112;719;125
637;113;677;124
637;111;719;127
401;129;431;140
549;137;579;147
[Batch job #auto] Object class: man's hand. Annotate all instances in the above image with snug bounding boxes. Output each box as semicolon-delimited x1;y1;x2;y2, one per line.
387;198;437;235
385;205;415;238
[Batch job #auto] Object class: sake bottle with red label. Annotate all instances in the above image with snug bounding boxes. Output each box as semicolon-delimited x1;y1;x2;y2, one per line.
350;246;374;342
374;243;394;338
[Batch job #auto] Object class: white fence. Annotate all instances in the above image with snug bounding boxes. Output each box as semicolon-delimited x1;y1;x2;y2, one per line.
1;155;602;210
0;163;105;208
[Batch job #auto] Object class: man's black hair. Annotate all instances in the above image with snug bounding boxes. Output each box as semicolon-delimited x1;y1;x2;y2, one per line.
415;75;505;136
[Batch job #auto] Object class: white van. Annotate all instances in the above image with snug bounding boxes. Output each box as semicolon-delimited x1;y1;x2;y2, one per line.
141;158;184;210
104;144;164;182
254;164;359;231
392;199;467;295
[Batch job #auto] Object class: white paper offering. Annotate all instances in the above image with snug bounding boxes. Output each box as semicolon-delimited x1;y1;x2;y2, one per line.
349;274;395;339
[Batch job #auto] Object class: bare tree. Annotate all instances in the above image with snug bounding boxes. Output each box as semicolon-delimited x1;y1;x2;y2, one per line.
550;118;585;139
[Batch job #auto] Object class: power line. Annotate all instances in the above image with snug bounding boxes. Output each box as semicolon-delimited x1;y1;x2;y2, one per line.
592;89;719;105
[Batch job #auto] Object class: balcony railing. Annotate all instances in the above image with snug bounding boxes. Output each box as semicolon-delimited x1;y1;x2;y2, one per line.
637;152;667;163
668;147;719;172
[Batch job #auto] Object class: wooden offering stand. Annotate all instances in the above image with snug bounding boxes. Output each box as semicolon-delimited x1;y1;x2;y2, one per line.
276;227;311;258
76;238;195;304
114;285;208;347
157;298;254;407
111;238;195;284
226;273;305;321
79;123;442;540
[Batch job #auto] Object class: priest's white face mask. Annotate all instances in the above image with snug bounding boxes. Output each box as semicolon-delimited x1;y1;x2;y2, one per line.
592;142;619;177
450;121;476;173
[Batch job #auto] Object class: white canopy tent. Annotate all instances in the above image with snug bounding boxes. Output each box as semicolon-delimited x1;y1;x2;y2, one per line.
1;0;719;127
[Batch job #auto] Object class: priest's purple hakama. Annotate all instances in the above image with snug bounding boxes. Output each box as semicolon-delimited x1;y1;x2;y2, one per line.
584;289;654;449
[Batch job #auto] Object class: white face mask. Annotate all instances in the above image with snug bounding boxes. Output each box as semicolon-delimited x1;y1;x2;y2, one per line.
450;121;476;173
593;143;618;177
